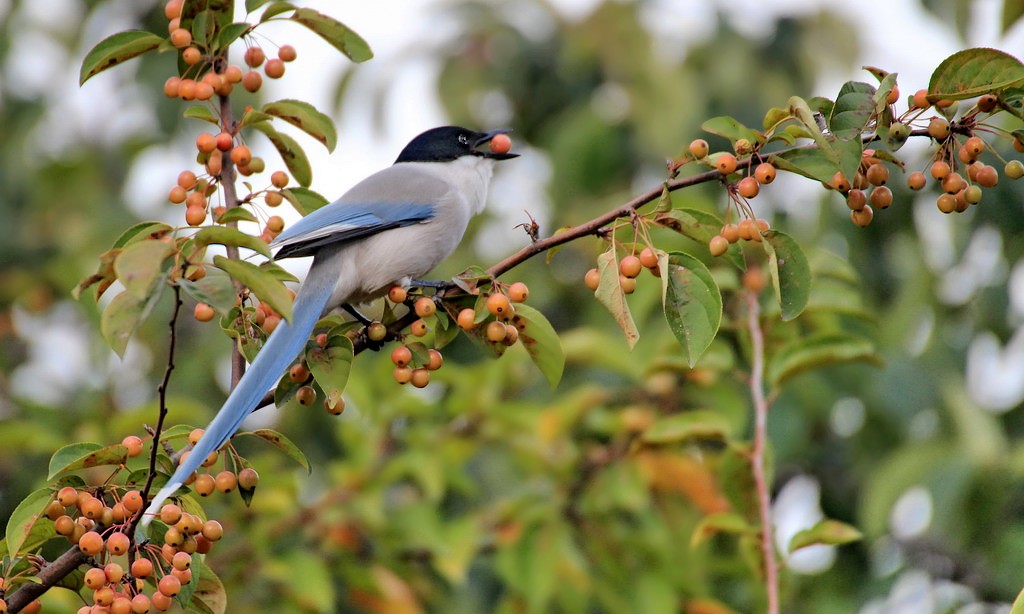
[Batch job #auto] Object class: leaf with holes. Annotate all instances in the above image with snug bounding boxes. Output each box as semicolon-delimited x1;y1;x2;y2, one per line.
511;302;564;388
48;442;129;480
929;48;1024;101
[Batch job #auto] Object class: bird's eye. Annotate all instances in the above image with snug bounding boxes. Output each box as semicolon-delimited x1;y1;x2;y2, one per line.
458;134;469;145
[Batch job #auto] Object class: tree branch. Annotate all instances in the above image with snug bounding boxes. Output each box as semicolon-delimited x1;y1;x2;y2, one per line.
217;93;246;389
745;289;778;614
5;547;87;612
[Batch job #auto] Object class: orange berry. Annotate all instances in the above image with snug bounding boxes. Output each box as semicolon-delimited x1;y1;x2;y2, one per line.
172;551;192;571
508;281;529;302
325;396;345;415
846;188;867;211
976;164;998;187
869;186;893;209
978;93;998;113
242;70;262;92
486;321;507;342
224;65;243;83
912;89;930;109
79;530;104;555
295;386;316;406
266;215;285;233
738;218;761;242
754;162;776;184
214;470;237;493
55;515;75;536
489;133;512;154
214;131;233;152
964;135;985;157
414;296;435;318
456;308;476;330
721;223;740;243
393;367;413;384
716;153;737;175
688;139;709;159
202;519;224;541
177;170;197;189
830;171;851;193
289;363;310;384
131;557;154;579
107;531;130;556
182;47;201;65
158;574;181;597
164;0;183;19
487;292;513;319
94;587;115;606
410;319;429;336
638;247;659;269
244;46;265;67
167;17;180;34
865;163;888;186
81;496;104;519
44;500;64;521
928;117;951;140
84;567;107;590
265;191;284;207
426;349;444;371
193;303;216;322
619;275;636;295
391;346;412;368
941;172;966;194
410;368;430;388
886;85;900;105
278;44;297;62
930;160;951;180
908;171;926;190
121;489;143;512
936;193;957;213
230;145;252;167
271;170;289;188
736;176;759;198
584;268;600;291
169;28;192;49
104;563;125;584
708;235;729;257
151;590;172;611
163;76;181;98
196;132;216;153
850;204;874;227
619;255;642;279
238;467;259;489
388;285;407;303
57;486;79;507
264;58;285;78
193;473;215;496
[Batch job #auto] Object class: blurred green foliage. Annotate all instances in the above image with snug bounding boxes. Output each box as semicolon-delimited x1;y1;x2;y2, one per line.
2;1;1024;612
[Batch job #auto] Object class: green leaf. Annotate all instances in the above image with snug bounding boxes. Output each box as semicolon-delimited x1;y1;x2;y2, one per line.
263;99;338;151
659;251;722;368
238;107;273;129
79;30;163;85
594;249;639;349
184;105;220;124
828;81;877;140
789;96;838;162
929;48;1024;100
769;148;838;183
1012;585;1024;614
215;206;258;224
259;260;299;283
189;557;227;614
305;334;353;410
290;8;373;63
213;255;293;321
113;221;174;249
640;410;732;445
47;442;128;480
159;424;198;443
767;333;880;387
114;239;173;300
654;209;744;270
259;1;297;21
179;269;237;313
788;519;862;553
762;230;811;321
281;187;330;215
101;291;145;357
217;22;251;49
236;429;311;473
700;116;764;145
5;488;53;556
193;226;271;258
510;302;564;388
252;122;312;187
690;512;752;548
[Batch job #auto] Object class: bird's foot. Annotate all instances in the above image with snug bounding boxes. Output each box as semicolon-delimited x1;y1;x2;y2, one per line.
410;279;454;294
342;304;373;326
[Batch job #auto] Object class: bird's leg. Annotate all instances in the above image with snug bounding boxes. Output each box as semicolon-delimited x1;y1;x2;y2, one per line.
342;304;372;325
409;279;454;294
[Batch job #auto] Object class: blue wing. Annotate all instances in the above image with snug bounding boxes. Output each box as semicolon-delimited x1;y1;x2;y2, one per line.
272;201;434;259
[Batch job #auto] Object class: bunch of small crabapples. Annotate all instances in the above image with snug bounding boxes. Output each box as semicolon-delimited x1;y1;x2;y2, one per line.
21;433;235;612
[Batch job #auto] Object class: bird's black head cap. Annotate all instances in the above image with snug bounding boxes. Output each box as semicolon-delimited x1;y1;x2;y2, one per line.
395;126;518;163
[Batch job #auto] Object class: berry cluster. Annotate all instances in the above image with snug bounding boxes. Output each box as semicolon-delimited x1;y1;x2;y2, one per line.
454;282;530;347
584;248;659;294
175;429;260;497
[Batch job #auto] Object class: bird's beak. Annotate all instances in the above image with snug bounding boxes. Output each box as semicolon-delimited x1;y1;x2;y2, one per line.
474;129;519;160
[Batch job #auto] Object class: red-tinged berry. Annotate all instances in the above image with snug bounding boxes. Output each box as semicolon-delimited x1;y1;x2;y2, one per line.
393;367;412;384
964;135;985;157
172;551;192;571
754;162;776;184
639;247;659;269
84;567;107;590
177;170;197;189
242;70;262;93
230;145;252;167
131;593;152;613
619;255;642;279
743;267;767;294
107;531;130;555
278;44;297;62
158;574;182;597
316;333;328;347
912;89;930;109
486;321;507;342
716;153;737;175
846;188;867;211
508;282;529;302
976;164;998;187
58;485;79;507
244;46;265;67
196;133;216;153
489;133;512;154
264;58;285;79
163;76;181;98
202;519;224;541
708;235;729;257
289;363;310;384
721;223;739;243
426;349;443;371
830;171;851;193
159;503;182;525
388;285;407;303
457;308;476;330
410;319;429;336
152;591;172;611
865;163;888;186
238;467;259;489
165;0;183;19
870;186;893;209
366;321;387;341
132;557;154;579
930;160;951;180
391;346;412;368
79;530;104;555
215;131;233;152
941;172;966;194
410;368;430;388
928;117;951;140
414;296;435;318
295;386;316;407
851;204;874;227
736;176;759;198
584;268;600;291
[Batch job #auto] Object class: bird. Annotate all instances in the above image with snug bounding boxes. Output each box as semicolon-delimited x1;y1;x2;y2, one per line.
141;126;518;528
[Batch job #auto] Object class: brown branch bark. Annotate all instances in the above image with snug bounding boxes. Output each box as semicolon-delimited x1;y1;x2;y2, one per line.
217;93;246;388
5;547;87;612
745;290;778;614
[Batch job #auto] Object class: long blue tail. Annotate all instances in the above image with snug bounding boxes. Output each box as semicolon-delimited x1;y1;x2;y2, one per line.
141;258;336;527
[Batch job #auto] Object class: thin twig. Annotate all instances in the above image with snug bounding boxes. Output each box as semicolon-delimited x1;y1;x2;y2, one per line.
745;290;778;614
218;93;246;388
